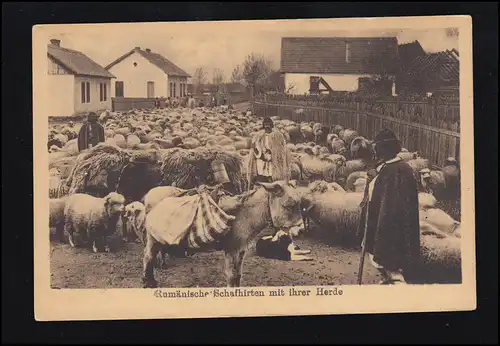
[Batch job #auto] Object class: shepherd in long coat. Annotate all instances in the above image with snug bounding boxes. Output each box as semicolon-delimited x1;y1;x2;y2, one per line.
247;117;292;189
77;112;105;152
357;128;421;284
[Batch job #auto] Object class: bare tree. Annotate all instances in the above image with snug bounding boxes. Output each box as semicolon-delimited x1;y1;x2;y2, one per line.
212;68;225;89
230;65;244;84
242;53;273;97
192;67;207;95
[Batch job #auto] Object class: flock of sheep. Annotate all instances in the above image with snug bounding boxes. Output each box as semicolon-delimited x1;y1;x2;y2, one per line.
48;105;462;284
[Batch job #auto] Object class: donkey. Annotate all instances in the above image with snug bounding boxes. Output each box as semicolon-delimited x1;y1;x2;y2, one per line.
141;180;306;288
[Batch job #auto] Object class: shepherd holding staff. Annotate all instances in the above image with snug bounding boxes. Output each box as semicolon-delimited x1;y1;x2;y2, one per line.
357;129;421;285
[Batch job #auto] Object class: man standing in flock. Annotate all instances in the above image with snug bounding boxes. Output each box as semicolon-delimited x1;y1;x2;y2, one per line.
247;116;291;188
357;128;421;285
247;117;311;260
77;112;105;152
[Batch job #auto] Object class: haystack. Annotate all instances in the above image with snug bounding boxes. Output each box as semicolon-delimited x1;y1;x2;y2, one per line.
159;148;246;194
66;144;131;196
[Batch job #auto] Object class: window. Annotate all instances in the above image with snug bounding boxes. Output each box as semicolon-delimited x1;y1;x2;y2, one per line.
345;42;351;63
173;82;176;97
81;81;91;103
115;81;124;97
86;82;90;103
99;83;108;101
81;82;86;103
181;83;184;97
169;82;173;98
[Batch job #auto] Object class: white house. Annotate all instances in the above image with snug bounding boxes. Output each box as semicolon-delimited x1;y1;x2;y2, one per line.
105;47;191;99
280;37;399;95
47;39;115;117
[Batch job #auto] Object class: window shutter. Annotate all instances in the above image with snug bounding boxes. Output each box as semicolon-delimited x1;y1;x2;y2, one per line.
81;82;86;103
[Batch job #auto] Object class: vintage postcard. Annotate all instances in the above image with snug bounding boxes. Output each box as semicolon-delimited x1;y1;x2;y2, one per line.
33;15;475;321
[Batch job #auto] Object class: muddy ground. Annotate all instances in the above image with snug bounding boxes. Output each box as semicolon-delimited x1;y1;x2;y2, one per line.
50;231;382;289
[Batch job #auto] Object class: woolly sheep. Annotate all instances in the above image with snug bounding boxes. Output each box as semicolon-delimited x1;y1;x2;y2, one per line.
63;192;125;252
123;201;147;244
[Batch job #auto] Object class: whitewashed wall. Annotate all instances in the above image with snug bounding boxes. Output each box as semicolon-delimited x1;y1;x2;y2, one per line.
167;75;189;98
47;75;75;117
108;51;168;98
284;73;396;95
74;76;112;114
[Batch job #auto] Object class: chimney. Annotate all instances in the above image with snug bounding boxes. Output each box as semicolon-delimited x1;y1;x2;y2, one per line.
134;46;140;51
145;48;151;53
50;39;61;47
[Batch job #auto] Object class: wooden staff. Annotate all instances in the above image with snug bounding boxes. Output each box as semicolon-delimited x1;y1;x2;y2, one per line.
358;194;370;285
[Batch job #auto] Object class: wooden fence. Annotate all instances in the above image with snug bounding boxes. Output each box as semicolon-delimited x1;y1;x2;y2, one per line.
112;97;160;112
253;101;460;168
259;95;460;131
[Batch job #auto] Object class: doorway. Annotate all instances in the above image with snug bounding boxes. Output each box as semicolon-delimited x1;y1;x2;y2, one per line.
147;81;155;98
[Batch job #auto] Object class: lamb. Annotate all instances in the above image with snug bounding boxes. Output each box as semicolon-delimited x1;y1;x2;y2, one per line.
123;201;147;244
63;192;126;253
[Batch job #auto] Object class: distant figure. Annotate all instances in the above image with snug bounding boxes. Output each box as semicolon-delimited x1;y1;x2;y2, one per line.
77;112;105;152
188;94;196;109
166;97;171;108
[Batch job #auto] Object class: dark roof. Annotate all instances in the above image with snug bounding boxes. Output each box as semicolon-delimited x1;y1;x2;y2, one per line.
224;82;246;93
405;50;459;85
280;37;399;75
48;44;115;78
105;48;191;77
398;40;426;70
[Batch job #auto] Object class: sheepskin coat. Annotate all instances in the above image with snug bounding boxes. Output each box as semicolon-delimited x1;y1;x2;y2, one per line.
357;158;421;273
247;129;291;189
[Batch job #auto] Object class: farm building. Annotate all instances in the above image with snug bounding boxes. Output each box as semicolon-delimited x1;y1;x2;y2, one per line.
398;49;460;99
47;39;115;117
105;47;191;98
187;82;249;105
280;37;400;96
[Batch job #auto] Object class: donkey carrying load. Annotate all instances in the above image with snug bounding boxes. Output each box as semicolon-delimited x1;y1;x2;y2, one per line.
140;180;306;288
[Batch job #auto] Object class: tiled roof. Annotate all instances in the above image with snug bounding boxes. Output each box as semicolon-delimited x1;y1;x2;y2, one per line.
398;40;426;70
48;44;115;78
105;48;191;78
280;37;400;75
405;50;459;85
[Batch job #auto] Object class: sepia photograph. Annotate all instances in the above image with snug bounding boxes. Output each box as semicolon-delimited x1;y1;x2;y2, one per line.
33;15;475;320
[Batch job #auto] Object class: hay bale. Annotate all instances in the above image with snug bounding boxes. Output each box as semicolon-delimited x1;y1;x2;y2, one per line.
49;156;77;180
159;148;246;194
66;144;130;196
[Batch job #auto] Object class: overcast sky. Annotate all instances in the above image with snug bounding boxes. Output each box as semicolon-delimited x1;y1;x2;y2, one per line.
49;20;459;82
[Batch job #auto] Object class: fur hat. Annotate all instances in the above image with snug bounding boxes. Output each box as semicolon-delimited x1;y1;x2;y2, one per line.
262;117;274;127
374;128;399;144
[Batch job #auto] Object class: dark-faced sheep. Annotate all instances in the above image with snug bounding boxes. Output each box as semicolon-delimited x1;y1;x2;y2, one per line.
63;192;126;252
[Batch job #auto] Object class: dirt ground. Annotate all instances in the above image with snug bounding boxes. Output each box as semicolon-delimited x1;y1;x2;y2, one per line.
50;232;382;289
